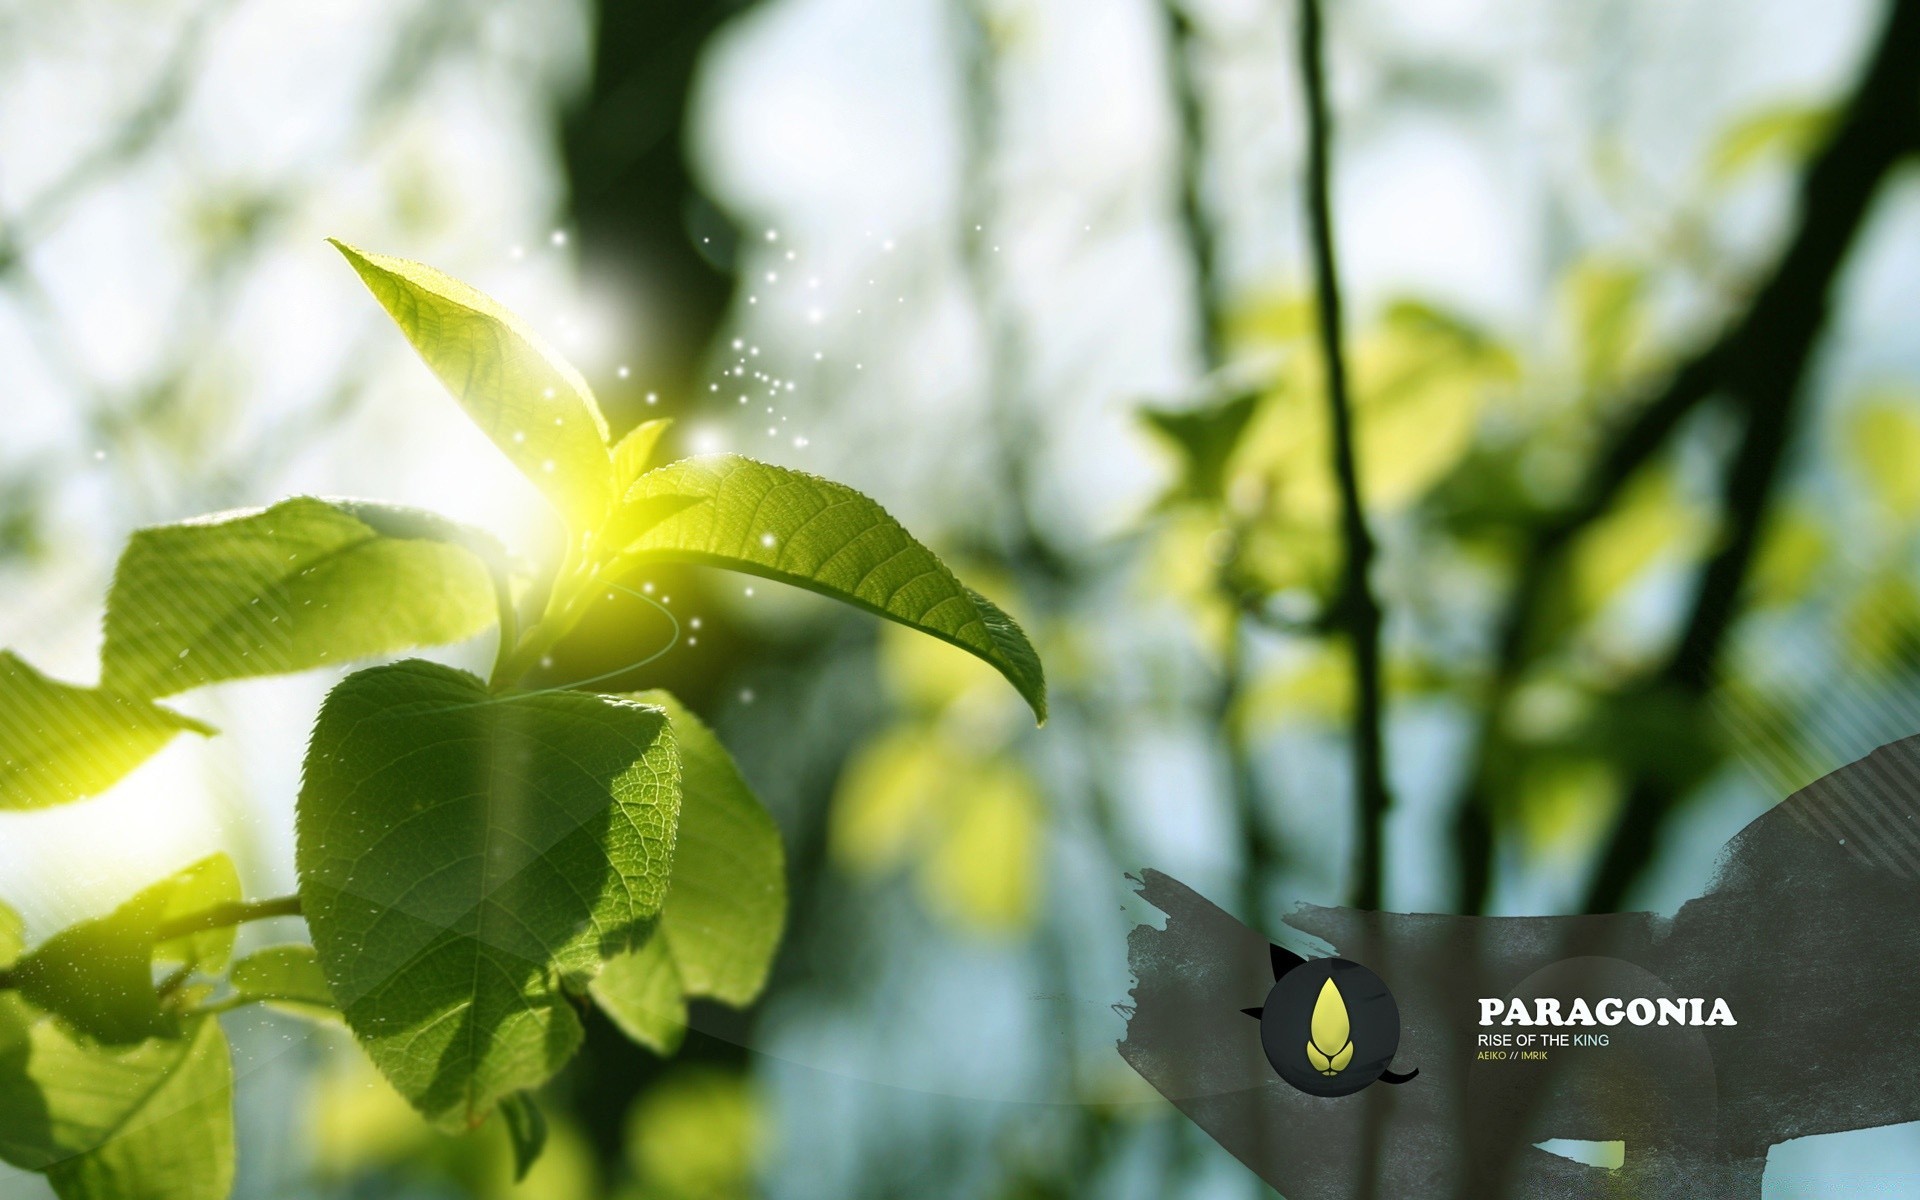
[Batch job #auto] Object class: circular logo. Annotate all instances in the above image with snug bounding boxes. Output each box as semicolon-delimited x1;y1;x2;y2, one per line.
1245;952;1415;1097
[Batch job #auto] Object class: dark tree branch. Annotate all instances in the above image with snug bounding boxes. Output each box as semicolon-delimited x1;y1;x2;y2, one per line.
1582;0;1920;914
1298;0;1393;911
1452;0;1920;916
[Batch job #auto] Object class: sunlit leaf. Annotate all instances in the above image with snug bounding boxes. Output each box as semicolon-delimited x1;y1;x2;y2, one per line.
589;932;686;1056
100;498;497;699
332;240;613;528
0;653;211;810
611;419;672;497
617;455;1046;722
592;692;782;1053
9;856;245;1043
0;997;226;1195
0;897;22;970
626;692;782;1005
295;660;680;1128
150;854;242;974
42;1017;233;1200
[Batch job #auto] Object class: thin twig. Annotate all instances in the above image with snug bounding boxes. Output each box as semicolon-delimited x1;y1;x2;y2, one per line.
1158;0;1280;929
1163;0;1224;366
1298;0;1393;911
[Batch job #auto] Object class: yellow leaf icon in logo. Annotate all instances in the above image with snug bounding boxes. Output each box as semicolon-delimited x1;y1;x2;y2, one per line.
1305;977;1353;1077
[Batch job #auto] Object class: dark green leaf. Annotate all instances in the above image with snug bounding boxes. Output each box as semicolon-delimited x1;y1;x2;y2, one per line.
100;497;498;699
498;1091;548;1183
10;894;168;1045
1140;389;1260;504
616;456;1046;722
0;653;211;810
295;659;681;1128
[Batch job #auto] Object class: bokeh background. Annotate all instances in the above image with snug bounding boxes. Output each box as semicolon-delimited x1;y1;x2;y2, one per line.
6;0;1920;1195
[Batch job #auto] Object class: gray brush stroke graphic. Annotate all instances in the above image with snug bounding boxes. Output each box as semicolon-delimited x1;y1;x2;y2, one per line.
1120;731;1920;1199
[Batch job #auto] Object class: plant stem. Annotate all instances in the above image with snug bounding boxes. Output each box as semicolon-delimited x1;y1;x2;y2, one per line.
1163;0;1223;367
1297;0;1392;911
154;894;303;942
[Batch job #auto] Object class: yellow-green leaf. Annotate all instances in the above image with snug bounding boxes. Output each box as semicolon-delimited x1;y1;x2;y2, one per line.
1848;395;1920;521
589;933;686;1056
617;455;1046;722
0;652;211;810
0;898;22;970
100;498;497;699
150;855;242;974
0;997;207;1176
43;1017;233;1200
332;240;612;528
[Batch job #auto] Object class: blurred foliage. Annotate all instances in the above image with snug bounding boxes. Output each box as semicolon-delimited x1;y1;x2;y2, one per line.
831;623;1043;935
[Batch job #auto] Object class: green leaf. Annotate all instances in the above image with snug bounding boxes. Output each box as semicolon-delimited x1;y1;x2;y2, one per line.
10;893;169;1045
295;659;681;1129
0;652;211;810
42;1016;233;1200
611;419;672;497
633;692;783;1005
0;996;194;1173
0;897;22;969
150;855;242;974
331;240;613;528
589;931;686;1056
498;1091;548;1184
1140;389;1260;505
100;497;498;699
224;946;336;1020
616;456;1046;722
591;694;783;1055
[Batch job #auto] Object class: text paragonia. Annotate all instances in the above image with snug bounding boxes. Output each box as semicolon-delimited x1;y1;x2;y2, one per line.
1478;997;1736;1027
